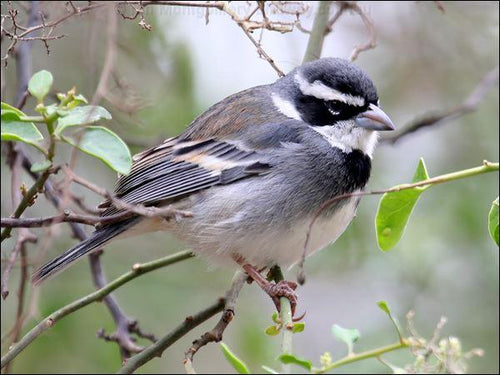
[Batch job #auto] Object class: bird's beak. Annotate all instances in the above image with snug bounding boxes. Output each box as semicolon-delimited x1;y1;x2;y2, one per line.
355;103;395;131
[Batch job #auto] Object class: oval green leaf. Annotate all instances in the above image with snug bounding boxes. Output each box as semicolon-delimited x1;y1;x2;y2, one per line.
1;101;26;117
271;311;280;324
265;325;281;336
489;197;499;246
376;158;431;251
1;111;44;151
62;126;131;175
331;324;360;349
377;300;392;316
28;70;53;102
68;94;88;108
55;105;112;135
278;353;312;370
292;322;305;333
220;342;250;374
30;160;52;173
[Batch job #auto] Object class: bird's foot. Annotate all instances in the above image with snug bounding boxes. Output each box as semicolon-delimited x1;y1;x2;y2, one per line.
233;257;304;320
263;280;298;316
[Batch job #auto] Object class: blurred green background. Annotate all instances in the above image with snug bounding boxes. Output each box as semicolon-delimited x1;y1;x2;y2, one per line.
1;1;498;373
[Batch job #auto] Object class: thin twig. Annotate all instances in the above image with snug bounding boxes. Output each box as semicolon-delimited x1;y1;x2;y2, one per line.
324;2;348;34
118;298;226;374
382;66;499;144
0;250;194;369
1;229;37;300
220;2;285;77
17;148;157;360
184;271;247;374
1;211;131;228
348;3;377;61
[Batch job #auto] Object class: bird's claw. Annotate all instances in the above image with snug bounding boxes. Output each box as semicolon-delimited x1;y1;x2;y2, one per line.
264;280;298;317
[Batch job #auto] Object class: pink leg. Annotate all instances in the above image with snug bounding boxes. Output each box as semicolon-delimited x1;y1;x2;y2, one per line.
234;256;298;316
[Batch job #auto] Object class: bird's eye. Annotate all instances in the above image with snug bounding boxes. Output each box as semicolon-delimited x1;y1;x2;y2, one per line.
324;100;343;116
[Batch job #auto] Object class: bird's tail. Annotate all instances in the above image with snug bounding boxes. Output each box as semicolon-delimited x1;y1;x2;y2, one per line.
32;218;138;285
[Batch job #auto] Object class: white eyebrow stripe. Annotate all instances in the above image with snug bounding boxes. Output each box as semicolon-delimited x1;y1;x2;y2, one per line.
271;93;302;121
295;73;365;107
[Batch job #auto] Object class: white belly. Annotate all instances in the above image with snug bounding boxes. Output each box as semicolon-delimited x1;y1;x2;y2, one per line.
244;196;360;267
126;194;360;269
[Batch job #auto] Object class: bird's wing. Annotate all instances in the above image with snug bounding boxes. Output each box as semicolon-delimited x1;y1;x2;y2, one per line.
98;136;271;217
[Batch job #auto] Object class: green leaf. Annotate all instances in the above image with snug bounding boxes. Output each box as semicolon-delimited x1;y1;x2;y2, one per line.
332;324;360;354
44;104;59;117
67;94;88;108
55;105;112;135
377;300;392;315
1;102;25;117
377;300;403;340
62;126;131;175
411;158;430;183
489;197;499;246
278;354;312;370
271;311;280;324
292;322;305;333
261;365;279;374
28;70;53;102
1;110;44;151
220;342;250;374
375;158;431;251
30;160;52;173
265;325;281;336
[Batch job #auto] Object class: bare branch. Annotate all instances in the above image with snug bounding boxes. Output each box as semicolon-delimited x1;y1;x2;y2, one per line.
16;148;157;360
348;3;376;61
0;250;194;369
184;271;247;373
325;1;348;34
1;229;37;300
383;66;499;145
118;298;225;374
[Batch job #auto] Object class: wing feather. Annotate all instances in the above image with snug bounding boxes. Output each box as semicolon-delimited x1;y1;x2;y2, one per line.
100;138;270;218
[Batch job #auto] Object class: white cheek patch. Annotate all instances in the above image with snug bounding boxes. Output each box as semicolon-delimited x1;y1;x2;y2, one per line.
311;120;379;158
295;73;365;107
271;93;302;121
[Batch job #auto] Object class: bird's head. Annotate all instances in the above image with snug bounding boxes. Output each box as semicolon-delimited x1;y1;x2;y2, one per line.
272;58;395;156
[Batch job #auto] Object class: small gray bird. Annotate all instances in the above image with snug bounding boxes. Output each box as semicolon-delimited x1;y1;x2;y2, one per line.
32;58;394;314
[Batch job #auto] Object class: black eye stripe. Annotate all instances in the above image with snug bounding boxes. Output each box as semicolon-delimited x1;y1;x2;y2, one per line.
324;101;365;118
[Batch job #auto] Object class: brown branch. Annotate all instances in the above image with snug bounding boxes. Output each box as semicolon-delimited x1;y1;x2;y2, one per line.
184;271;247;374
347;2;376;61
118;298;226;374
0;250;194;369
63;166;193;221
434;1;446;13
1;211;130;228
16;148;155;361
1;228;37;301
325;1;348;34
382;66;499;145
220;2;285;77
1;143;37;373
0;202;192;228
2;1;303;75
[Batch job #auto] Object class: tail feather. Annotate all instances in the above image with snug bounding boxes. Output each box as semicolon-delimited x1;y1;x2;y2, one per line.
32;218;138;285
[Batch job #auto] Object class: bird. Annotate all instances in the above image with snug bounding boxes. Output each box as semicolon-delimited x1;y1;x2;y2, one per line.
32;57;395;314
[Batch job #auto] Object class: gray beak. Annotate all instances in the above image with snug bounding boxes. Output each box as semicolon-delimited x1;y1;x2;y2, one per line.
355;103;395;131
